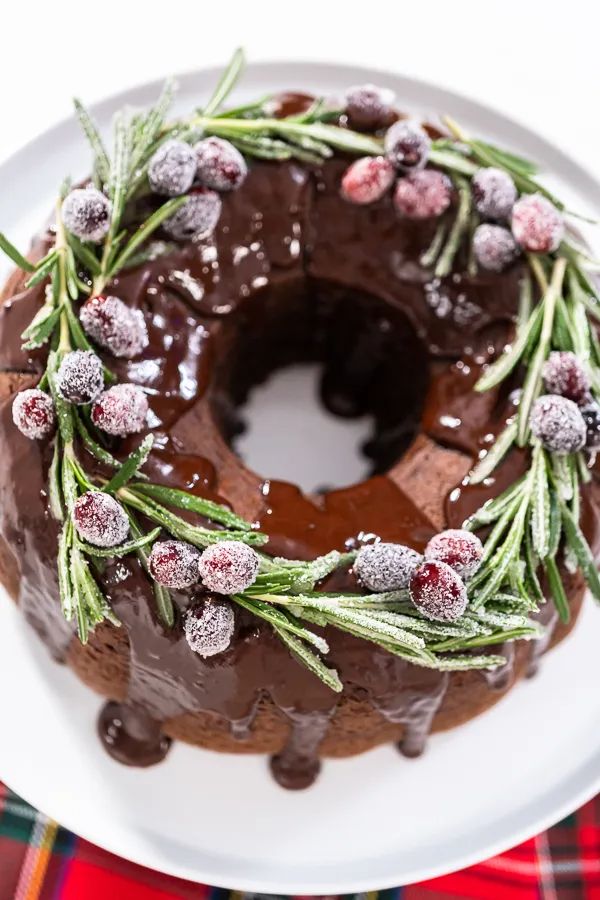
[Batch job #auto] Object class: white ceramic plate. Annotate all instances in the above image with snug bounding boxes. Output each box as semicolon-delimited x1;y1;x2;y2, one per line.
1;62;600;894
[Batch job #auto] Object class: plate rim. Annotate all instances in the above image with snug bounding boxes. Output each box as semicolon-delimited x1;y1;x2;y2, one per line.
4;667;600;894
1;58;600;892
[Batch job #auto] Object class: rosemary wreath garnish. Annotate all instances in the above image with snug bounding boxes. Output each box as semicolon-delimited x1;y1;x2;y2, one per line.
0;49;598;692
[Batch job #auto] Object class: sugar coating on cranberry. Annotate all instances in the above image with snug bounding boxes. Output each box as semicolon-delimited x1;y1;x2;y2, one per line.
530;394;586;454
341;156;395;205
194;137;248;192
80;295;149;359
164;188;222;240
473;224;520;272
73;491;129;547
409;560;468;622
91;383;148;437
384;120;431;172
184;597;235;657
511;193;564;254
582;402;600;449
62;187;111;243
56;350;104;405
354;542;422;592
148;139;197;197
149;540;201;589
471;167;517;221
424;529;484;580
542;351;590;405
344;83;395;131
198;541;259;595
394;170;453;220
12;389;55;440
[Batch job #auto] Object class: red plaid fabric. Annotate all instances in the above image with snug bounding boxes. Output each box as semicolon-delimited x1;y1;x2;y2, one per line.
1;781;599;899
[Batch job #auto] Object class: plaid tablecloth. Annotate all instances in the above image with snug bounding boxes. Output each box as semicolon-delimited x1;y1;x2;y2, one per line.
1;781;599;899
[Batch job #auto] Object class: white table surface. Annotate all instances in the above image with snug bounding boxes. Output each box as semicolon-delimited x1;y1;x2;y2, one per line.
1;0;599;174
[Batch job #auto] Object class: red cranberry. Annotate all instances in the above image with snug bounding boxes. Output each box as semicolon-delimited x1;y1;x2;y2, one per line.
384;120;430;172
12;389;55;440
164;187;222;240
73;491;129;547
424;529;483;580
393;170;453;219
511;194;564;253
184;597;235;657
542;351;590;405
354;542;422;591
409;560;468;622
61;187;111;243
194;137;248;192
148;139;196;197
582;402;600;449
56;350;104;405
91;384;148;437
149;540;201;589
530;394;586;454
80;295;149;360
198;541;259;595
341;156;395;205
344;83;395;131
473;224;520;272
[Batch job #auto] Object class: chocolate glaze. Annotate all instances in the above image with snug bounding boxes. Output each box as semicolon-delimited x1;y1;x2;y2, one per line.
0;96;595;789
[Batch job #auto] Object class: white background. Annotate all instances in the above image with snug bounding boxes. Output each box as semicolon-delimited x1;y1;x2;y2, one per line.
1;0;599;170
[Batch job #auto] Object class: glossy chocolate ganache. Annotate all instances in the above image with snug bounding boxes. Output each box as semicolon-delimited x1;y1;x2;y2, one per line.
0;94;597;790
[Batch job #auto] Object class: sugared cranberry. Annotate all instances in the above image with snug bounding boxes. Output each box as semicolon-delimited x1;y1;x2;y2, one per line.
471;167;517;221
12;388;55;440
164;188;222;240
62;187;111;243
73;491;129;547
393;170;453;219
148;139;197;197
473;224;520;272
581;402;600;449
344;83;395;131
194;137;248;192
340;156;395;205
384;120;430;172
424;529;483;580
56;350;104;405
80;295;149;360
409;560;468;622
149;540;201;589
198;541;259;595
530;394;586;454
511;193;564;253
542;351;590;405
91;383;148;437
184;597;235;657
354;542;422;592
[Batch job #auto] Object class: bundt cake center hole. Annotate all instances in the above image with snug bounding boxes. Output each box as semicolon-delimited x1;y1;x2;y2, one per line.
211;279;430;492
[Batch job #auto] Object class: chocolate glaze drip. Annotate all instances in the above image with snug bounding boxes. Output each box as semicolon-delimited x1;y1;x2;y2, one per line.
99;701;171;767
370;669;449;758
483;643;516;692
270;708;334;790
0;95;596;789
527;603;561;678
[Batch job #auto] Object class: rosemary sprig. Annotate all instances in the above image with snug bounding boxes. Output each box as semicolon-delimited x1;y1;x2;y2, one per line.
0;232;36;272
201;47;245;117
466;252;600;620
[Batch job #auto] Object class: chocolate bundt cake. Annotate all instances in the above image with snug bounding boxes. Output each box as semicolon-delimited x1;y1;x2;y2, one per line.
1;56;598;789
